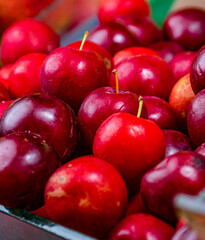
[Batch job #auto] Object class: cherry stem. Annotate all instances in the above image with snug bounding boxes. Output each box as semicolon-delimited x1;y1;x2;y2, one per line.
112;69;119;94
137;96;144;118
79;31;89;51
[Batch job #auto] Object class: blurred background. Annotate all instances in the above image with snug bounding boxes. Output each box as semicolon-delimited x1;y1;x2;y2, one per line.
0;0;204;38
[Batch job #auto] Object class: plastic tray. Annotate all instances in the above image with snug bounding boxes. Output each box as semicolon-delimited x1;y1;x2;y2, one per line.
0;205;96;240
174;190;205;240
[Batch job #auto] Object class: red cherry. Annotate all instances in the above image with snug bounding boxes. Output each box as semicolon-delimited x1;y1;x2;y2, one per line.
93;112;165;193
144;96;177;130
67;40;113;72
109;55;175;101
0;94;78;162
108;213;175;240
78;86;147;149
149;40;184;63
113;46;160;66
9;53;47;98
1;18;59;65
98;0;150;23
170;51;196;81
163;129;193;158
88;21;138;56
169;74;195;133
187;89;205;146
41;45;109;112
190;45;205;94
115;16;163;46
141;151;205;224
163;8;205;51
0;132;59;210
44;155;128;239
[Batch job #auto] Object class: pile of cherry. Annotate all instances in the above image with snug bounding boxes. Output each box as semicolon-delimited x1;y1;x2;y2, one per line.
0;0;205;239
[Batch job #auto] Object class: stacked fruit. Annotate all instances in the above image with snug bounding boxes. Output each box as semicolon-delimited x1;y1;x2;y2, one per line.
0;0;205;239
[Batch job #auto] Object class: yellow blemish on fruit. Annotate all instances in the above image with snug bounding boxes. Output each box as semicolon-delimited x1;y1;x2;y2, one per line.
68;164;72;167
79;193;91;208
99;183;112;193
117;201;121;207
79;193;98;210
47;188;66;198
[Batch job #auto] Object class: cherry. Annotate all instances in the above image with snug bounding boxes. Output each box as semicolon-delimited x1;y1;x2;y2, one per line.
187;89;205;146
143;96;177;130
93;112;165;193
67;40;113;72
109;55;175;101
1;18;59;65
41;32;109;112
8;53;47;98
87;21;138;55
0;94;78;162
98;0;150;23
170;51;196;81
169;74;195;132
113;46;160;66
108;213;175;240
141;151;205;224
0;132;59;210
163;8;205;51
163;129;193;158
115;16;163;46
149;40;184;63
190;45;205;94
44;155;128;239
78;79;147;149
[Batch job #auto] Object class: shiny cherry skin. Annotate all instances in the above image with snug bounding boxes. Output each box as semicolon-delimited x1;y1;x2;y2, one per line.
44;155;128;239
1;18;59;65
141;151;205;224
67;40;113;72
107;213;175;240
78;86;147;149
187;89;205;146
163;8;205;51
9;53;47;98
0;100;14;119
143;96;177;130
0;94;78;162
190;45;205;94
169;74;195;132
149;40;184;63
109;55;175;101
0;64;13;89
41;46;109;112
0;132;59;210
93;112;165;193
98;0;150;23
88;21;138;56
113;46;160;66
170;51;196;81
115;16;163;47
163;129;193;158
